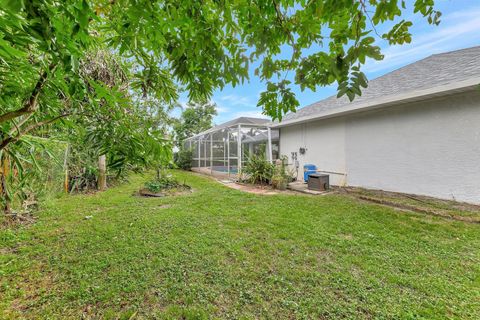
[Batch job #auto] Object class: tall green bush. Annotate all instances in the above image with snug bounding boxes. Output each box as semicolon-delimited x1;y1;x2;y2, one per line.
0;136;68;214
241;155;274;185
174;149;193;170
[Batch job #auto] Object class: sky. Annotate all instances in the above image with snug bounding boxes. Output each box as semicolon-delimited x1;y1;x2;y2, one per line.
175;0;480;124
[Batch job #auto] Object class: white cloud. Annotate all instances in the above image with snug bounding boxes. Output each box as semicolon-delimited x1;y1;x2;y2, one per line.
364;7;480;74
218;94;255;108
213;109;269;124
443;7;480;21
214;104;229;113
213;94;265;122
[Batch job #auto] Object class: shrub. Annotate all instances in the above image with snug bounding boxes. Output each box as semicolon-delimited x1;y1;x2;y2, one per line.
174;148;193;170
271;156;295;190
241;155;274;185
271;174;288;190
145;175;180;193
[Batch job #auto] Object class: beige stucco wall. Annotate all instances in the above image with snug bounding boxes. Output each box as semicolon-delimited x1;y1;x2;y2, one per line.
279;90;480;203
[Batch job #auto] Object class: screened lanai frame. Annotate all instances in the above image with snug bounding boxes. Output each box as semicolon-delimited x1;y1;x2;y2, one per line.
183;117;279;177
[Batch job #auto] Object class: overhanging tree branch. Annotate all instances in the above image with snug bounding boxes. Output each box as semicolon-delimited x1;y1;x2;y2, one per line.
0;63;57;124
9;114;34;136
272;0;298;81
0;112;70;150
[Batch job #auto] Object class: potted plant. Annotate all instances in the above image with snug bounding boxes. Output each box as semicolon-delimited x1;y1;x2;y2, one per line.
272;173;288;190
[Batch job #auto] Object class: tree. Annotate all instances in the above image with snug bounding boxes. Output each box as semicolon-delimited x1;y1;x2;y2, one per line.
0;1;178;153
0;0;441;214
0;1;173;213
173;102;217;145
98;0;441;120
0;0;443;145
54;49;173;193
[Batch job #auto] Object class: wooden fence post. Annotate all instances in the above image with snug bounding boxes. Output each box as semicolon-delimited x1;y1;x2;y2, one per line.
98;154;107;191
0;154;11;214
63;144;69;193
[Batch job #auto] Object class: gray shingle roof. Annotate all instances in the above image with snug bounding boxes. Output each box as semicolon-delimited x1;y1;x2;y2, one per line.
283;46;480;122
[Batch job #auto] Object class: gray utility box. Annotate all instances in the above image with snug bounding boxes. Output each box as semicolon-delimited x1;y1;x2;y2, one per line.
307;173;329;191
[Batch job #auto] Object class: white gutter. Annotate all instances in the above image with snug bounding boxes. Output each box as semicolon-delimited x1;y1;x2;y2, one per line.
271;77;480;128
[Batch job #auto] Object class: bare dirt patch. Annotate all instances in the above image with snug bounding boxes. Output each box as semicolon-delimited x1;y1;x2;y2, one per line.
337;187;480;223
1;212;37;228
219;180;297;195
136;186;192;198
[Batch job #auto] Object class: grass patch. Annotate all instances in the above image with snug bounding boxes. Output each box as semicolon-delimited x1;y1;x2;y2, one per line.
1;171;479;319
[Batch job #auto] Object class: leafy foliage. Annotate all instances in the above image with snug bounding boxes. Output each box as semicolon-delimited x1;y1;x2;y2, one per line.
0;0;443;125
0;0;442;213
241;154;274;185
96;0;440;120
257;81;299;121
173;102;217;145
174;148;193;171
0;136;67;212
144;175;181;193
271;156;294;190
0;1;173;209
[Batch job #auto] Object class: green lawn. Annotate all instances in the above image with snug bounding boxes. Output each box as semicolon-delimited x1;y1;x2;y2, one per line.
1;171;479;319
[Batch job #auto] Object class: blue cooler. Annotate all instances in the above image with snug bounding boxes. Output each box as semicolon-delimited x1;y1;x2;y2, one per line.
303;164;317;182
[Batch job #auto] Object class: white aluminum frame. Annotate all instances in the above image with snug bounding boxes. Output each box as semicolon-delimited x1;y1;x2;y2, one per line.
184;121;279;177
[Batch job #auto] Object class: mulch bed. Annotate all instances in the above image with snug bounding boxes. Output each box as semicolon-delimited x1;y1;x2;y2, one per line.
136;185;192;198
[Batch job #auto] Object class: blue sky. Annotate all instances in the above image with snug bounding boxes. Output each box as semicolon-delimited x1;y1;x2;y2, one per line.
176;0;480;124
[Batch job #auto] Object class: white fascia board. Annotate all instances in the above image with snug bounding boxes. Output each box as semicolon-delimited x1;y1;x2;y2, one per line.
271;77;480;128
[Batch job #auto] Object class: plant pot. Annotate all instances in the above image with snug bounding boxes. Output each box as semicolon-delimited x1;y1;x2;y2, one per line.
272;175;288;190
277;181;288;190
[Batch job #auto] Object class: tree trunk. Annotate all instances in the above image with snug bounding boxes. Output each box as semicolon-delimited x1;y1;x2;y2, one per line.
0;155;11;215
98;155;107;191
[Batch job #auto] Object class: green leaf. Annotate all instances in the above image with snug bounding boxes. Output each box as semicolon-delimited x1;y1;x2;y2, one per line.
3;0;24;12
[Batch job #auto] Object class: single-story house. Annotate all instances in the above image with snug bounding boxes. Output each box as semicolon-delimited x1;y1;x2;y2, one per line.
273;46;480;204
187;46;480;204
